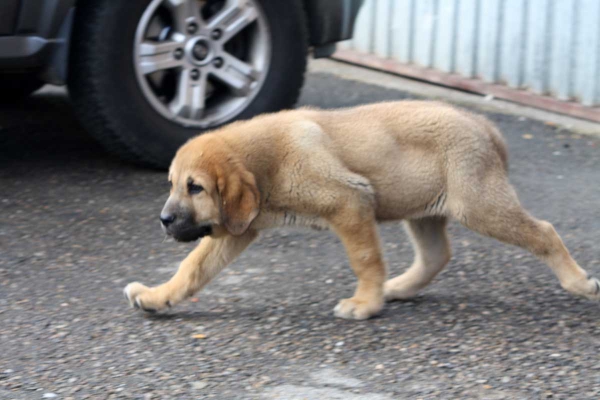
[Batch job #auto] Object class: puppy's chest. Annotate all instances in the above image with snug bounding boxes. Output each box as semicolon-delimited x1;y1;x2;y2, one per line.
253;211;329;231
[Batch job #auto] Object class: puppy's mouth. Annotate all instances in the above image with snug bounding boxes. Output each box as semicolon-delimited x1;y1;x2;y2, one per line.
167;224;214;243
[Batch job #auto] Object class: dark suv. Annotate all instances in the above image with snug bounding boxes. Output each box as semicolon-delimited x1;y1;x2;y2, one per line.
0;0;363;167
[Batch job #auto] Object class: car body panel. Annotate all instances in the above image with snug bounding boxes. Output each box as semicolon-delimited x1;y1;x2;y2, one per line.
0;0;21;35
15;0;75;36
0;0;363;83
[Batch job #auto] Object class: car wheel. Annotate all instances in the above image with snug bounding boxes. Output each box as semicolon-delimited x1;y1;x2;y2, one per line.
68;0;308;168
0;74;44;102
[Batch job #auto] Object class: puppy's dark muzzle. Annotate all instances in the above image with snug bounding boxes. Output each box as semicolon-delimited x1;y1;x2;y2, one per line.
190;224;213;239
168;224;214;243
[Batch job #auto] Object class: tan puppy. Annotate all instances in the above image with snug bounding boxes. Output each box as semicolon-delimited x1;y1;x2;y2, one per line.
124;101;600;320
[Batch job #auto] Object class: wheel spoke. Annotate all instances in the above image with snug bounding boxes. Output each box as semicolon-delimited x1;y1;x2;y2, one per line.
164;0;203;32
207;0;258;42
138;40;184;74
169;71;207;120
139;40;182;56
211;53;258;96
221;5;258;42
223;52;260;79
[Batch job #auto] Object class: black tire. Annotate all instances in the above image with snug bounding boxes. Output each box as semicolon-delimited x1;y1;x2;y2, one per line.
0;74;44;102
68;0;308;168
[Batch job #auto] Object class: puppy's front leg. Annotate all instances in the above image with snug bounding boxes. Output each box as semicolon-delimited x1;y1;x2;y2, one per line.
124;231;257;313
330;208;387;320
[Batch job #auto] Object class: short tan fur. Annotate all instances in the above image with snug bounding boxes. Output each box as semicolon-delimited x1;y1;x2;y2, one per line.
125;101;599;320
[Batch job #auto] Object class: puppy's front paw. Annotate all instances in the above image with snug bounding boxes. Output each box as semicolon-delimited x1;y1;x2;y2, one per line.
333;297;383;320
123;282;172;313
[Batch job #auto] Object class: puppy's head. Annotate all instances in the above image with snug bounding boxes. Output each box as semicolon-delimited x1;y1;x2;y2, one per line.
160;134;260;242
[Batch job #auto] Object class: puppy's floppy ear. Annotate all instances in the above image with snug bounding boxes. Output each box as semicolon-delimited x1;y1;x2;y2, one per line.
217;162;260;236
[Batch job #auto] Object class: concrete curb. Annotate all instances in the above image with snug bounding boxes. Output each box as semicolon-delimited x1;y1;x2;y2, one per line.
309;58;600;137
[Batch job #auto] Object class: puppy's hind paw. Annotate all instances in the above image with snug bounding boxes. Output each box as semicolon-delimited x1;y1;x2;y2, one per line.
583;276;600;300
562;276;600;301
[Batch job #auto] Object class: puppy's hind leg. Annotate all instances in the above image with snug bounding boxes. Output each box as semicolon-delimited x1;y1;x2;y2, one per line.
384;217;451;301
124;231;258;313
453;175;600;301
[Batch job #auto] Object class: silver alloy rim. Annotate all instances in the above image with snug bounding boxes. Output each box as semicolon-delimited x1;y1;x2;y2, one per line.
134;0;271;128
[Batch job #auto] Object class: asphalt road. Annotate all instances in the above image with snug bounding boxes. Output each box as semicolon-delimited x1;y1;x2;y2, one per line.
1;72;600;400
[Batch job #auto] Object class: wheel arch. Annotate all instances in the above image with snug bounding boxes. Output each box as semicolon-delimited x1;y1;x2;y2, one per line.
302;0;363;57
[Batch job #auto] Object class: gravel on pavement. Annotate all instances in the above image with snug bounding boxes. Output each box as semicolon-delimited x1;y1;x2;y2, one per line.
1;73;600;399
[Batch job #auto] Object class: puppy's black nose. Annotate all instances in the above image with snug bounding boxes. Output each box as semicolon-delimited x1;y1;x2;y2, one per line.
160;214;176;227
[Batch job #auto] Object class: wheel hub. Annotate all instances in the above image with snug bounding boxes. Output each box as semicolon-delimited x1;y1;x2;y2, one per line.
186;37;213;66
191;39;210;61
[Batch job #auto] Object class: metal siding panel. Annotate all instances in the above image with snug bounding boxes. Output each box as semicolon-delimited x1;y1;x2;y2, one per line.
500;0;526;88
456;0;478;78
550;0;576;100
434;0;457;73
413;0;437;68
342;0;599;106
574;0;600;105
352;0;375;53
337;40;352;50
477;0;502;82
374;0;392;58
524;0;550;94
391;0;415;63
597;22;600;105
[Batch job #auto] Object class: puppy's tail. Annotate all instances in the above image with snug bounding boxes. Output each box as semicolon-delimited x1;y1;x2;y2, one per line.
488;124;509;173
472;113;509;173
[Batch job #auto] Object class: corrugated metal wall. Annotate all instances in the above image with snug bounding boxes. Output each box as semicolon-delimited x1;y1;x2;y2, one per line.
340;0;600;106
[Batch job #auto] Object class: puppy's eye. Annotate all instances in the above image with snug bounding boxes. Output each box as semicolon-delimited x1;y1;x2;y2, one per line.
188;183;204;195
